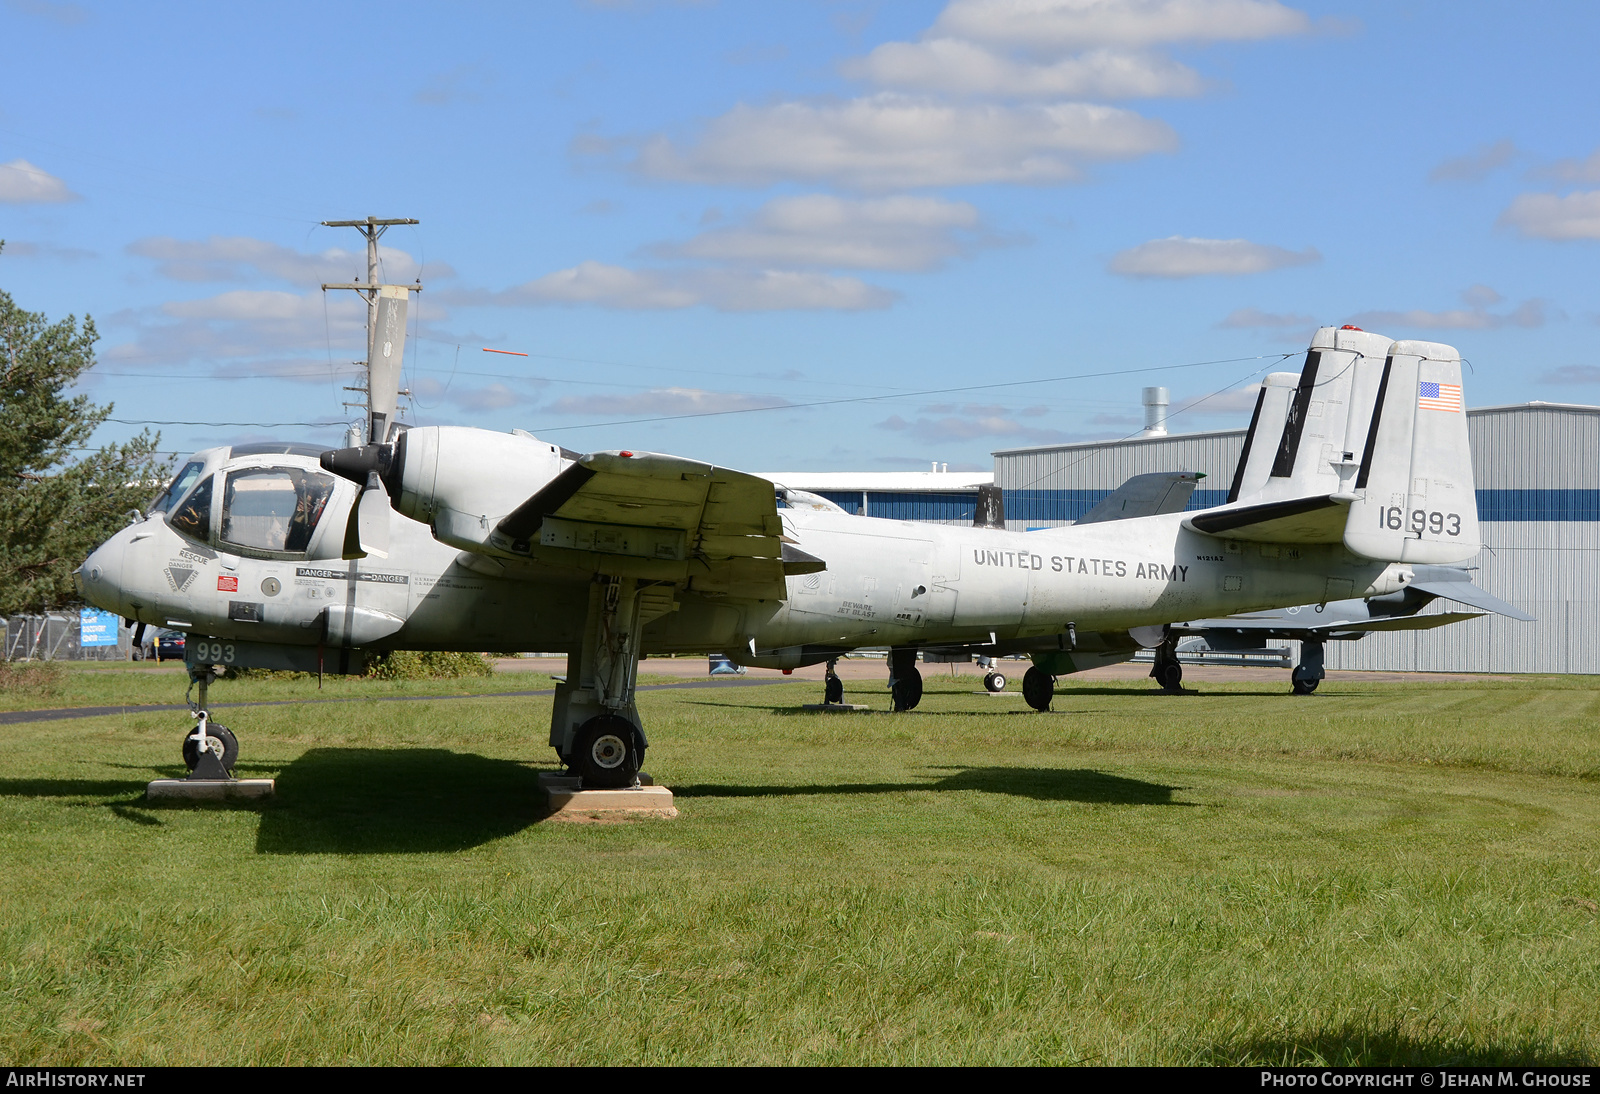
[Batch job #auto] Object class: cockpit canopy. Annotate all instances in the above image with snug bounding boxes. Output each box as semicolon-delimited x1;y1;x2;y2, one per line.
155;449;345;560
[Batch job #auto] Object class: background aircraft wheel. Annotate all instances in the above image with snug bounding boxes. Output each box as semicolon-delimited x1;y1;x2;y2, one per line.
181;723;238;773
891;667;923;711
1022;666;1054;712
824;674;844;704
1155;660;1184;692
983;671;1007;693
1291;676;1320;696
571;714;643;788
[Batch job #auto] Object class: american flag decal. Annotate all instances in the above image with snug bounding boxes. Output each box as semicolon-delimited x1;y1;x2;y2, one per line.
1418;380;1462;413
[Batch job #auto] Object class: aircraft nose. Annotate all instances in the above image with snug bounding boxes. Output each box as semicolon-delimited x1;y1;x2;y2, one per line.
78;537;126;614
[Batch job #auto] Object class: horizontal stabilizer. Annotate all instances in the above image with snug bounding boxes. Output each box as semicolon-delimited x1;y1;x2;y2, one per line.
1346;610;1484;633
1408;569;1534;620
1176;608;1483;638
1183;493;1349;543
1078;472;1202;525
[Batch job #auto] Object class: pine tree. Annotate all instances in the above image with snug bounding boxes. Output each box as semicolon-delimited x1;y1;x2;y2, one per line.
0;241;170;615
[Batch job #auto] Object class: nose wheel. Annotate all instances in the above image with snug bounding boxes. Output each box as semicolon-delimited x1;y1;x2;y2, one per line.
983;671;1007;692
182;717;238;777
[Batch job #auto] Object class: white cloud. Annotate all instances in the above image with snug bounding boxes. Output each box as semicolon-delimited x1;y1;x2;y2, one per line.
931;0;1311;51
544;387;790;417
4;0;88;25
627;94;1176;189
102;289;368;367
878;406;1075;444
844;39;1205;98
0;159;78;203
0;239;95;261
1348;288;1547;331
1109;236;1319;277
1539;365;1600;385
449;261;896;312
1217;306;1318;328
1429;139;1517;183
655;194;991;271
1499;190;1600;240
126;235;450;284
1532;148;1600;184
414;63;494;106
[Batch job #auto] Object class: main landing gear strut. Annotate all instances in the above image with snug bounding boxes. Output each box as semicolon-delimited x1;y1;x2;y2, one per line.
1150;635;1185;693
888;647;923;711
551;575;649;788
1292;638;1325;696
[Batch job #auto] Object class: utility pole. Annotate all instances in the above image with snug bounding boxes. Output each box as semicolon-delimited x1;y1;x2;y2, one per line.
321;216;421;444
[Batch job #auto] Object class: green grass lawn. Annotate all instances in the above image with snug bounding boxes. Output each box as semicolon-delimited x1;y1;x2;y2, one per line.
1;666;1596;1065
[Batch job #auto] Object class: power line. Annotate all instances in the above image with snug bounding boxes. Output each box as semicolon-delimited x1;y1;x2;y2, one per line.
528;354;1294;434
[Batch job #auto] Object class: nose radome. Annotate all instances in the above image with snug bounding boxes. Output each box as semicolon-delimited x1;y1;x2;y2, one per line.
78;535;126;615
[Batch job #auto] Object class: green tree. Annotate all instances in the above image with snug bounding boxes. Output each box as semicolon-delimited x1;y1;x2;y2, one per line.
0;241;170;615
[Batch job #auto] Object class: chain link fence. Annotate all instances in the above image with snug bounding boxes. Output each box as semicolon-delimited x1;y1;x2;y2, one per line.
2;610;134;661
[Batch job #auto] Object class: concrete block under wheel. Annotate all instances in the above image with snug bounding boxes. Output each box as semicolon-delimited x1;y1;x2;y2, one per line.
800;703;871;712
538;772;677;817
147;779;275;801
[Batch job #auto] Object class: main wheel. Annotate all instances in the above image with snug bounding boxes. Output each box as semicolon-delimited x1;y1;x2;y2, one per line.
983;671;1006;693
891;666;923;711
181;723;238;772
1022;666;1054;712
824;674;844;704
1154;660;1184;692
571;714;643;788
1291;674;1320;696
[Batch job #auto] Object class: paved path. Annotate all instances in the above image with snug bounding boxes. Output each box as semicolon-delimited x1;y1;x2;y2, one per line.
0;676;787;726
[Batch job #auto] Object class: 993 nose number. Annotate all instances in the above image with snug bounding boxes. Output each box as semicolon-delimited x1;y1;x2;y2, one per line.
192;641;236;664
1379;507;1461;536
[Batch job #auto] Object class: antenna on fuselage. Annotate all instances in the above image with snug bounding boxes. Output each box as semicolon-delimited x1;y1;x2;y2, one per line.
320;216;421;445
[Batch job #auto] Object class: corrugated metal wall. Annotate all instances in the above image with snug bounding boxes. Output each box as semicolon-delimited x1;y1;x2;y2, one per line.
995;430;1246;528
991;405;1600;675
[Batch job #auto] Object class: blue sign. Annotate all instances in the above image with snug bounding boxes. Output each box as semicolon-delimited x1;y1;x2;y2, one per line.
80;608;119;647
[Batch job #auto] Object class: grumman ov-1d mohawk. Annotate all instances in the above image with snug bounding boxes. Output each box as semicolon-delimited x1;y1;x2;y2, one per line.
78;326;1486;789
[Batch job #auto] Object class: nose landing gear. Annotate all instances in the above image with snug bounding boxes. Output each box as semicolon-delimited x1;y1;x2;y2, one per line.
147;663;274;799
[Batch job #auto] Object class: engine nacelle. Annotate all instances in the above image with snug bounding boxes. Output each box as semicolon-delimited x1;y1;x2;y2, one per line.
324;427;568;551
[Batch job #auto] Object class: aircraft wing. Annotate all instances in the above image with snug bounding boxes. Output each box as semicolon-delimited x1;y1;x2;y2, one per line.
486;451;797;600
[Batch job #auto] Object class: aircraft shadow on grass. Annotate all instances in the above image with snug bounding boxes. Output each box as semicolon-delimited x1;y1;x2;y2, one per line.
1202;1025;1591;1067
0;755;1185;854
674;766;1190;806
253;747;548;855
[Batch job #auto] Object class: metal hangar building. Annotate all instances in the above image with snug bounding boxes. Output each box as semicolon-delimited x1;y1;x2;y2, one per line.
992;402;1600;675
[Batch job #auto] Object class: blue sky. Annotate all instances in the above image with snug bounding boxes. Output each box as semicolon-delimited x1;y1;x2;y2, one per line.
2;0;1597;473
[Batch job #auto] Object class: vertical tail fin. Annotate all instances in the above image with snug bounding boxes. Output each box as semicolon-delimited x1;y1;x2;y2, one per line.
1226;371;1299;503
1343;340;1479;564
1244;326;1394;504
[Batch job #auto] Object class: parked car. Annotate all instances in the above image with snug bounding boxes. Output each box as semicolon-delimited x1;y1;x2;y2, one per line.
145;629;186;663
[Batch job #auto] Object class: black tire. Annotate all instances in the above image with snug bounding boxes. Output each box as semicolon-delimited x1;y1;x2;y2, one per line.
984;672;1007;693
824;674;844;704
891;666;923;711
1292;675;1320;696
1155;660;1184;693
572;714;643;789
182;722;238;772
1022;666;1054;712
